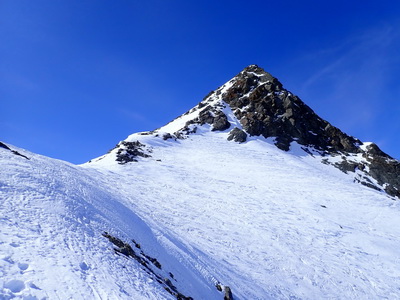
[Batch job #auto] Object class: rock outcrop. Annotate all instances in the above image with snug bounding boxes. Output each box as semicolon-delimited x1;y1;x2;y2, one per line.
227;127;247;143
0;142;30;160
360;144;400;198
115;141;152;164
222;65;361;153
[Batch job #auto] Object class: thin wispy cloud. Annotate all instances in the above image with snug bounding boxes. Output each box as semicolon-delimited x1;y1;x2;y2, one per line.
299;25;399;124
302;25;399;92
291;23;400;157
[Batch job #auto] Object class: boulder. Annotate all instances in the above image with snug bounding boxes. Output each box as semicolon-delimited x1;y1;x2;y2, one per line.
227;128;247;143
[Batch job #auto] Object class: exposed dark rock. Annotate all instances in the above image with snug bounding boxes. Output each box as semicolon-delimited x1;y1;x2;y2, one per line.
274;136;292;151
301;147;317;157
211;113;230;131
172;125;198;140
176;293;193;300
321;144;399;198
363;147;400;198
227;128;247;143
198;107;215;125
103;232;126;249
385;185;399;198
0;142;11;150
0;142;30;160
114;141;152;164
334;159;360;174
142;252;162;269
354;176;381;191
196;107;230;131
162;133;173;140
224;286;233;300
138;131;153;136
181;104;230;133
102;232;193;300
131;239;141;249
221;66;361;154
323;143;400;198
164;278;177;292
202;90;215;101
364;143;391;158
321;158;330;165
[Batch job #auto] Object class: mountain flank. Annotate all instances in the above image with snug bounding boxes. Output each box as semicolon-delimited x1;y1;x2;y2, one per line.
103;65;400;199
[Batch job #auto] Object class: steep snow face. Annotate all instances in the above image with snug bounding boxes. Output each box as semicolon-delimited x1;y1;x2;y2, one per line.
0;145;218;300
86;130;400;299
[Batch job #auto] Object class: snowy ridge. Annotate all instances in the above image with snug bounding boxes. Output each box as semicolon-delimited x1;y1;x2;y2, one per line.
158;80;234;135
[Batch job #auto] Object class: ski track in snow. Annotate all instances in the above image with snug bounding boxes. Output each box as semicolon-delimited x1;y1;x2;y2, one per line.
1;130;400;299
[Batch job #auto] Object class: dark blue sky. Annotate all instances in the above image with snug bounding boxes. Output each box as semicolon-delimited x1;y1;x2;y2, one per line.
2;1;400;163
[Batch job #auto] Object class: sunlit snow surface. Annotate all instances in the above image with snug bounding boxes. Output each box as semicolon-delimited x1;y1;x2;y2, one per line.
1;130;400;299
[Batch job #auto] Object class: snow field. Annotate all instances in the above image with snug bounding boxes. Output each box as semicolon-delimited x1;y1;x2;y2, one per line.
89;131;400;299
0;147;217;299
2;127;400;299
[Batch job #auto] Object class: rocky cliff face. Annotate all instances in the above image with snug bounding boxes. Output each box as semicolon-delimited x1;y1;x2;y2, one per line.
221;65;362;153
99;65;400;199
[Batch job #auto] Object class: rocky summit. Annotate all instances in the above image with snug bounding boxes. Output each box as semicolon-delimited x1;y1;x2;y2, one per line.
106;65;400;199
222;65;361;153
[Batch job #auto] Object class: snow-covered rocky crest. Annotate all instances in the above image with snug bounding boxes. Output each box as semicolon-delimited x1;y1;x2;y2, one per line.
93;65;400;199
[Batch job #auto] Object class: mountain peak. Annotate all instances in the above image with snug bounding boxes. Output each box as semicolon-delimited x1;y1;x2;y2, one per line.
223;66;359;153
238;64;281;89
92;65;399;199
242;64;273;76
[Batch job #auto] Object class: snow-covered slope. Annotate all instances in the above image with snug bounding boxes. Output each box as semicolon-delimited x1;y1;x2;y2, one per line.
0;145;217;300
1;65;400;299
86;130;400;299
2;135;399;299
